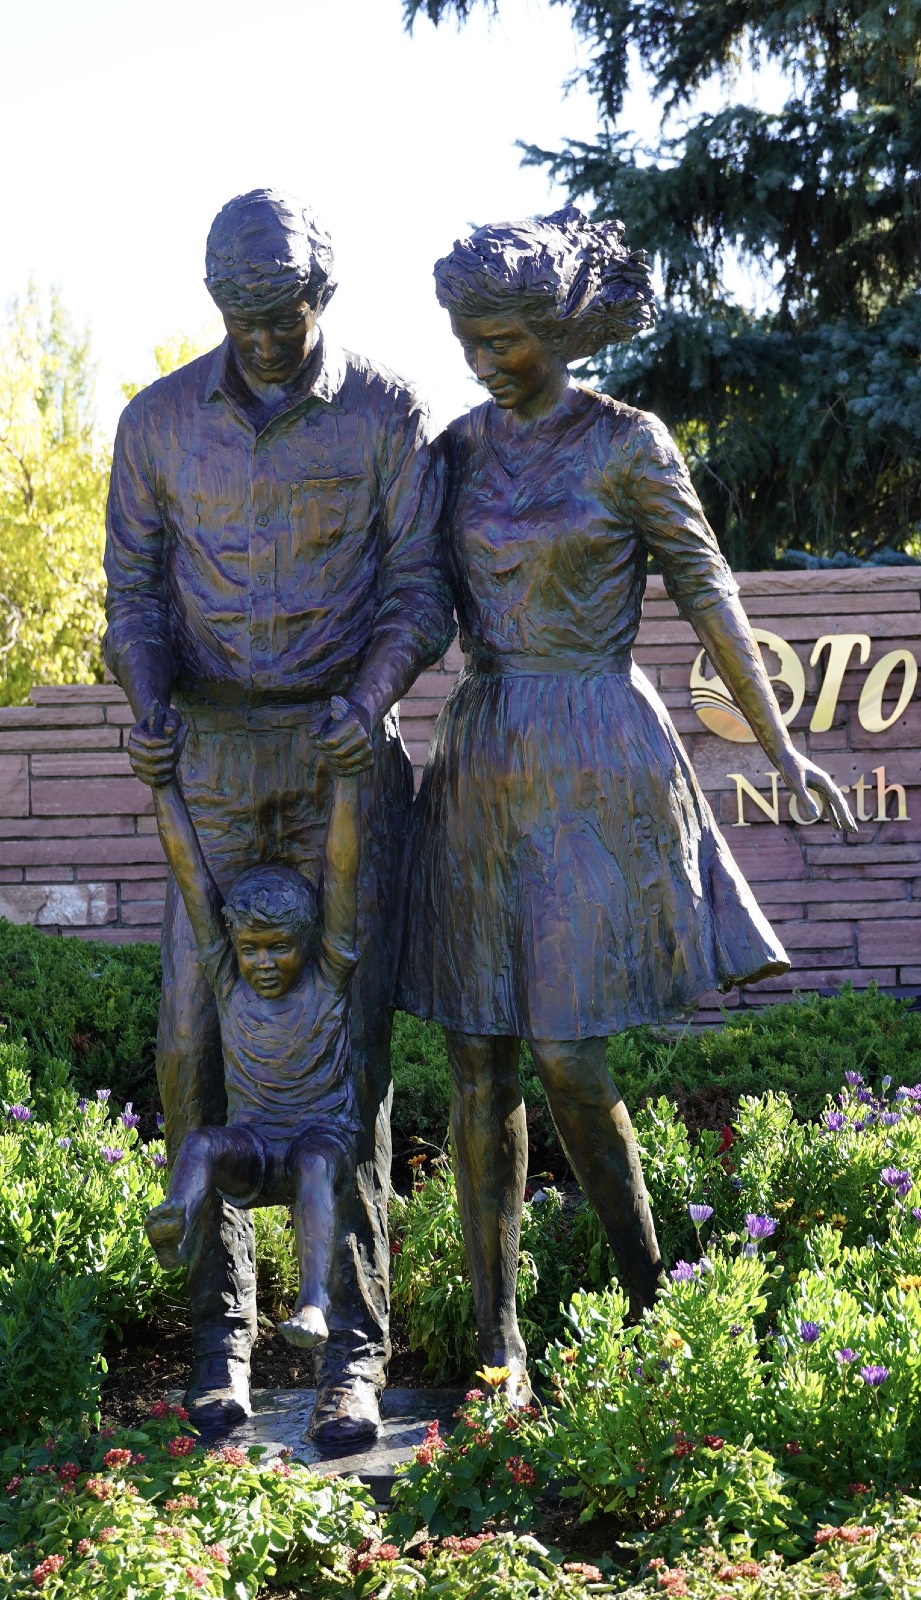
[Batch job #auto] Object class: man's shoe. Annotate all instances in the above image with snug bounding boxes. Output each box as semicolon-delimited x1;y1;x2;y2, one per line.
185;1354;252;1433
308;1375;381;1445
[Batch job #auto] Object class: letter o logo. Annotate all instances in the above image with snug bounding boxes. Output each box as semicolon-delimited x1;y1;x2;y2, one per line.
691;629;806;743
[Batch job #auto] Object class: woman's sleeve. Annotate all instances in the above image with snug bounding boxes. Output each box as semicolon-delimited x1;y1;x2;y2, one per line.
620;412;739;615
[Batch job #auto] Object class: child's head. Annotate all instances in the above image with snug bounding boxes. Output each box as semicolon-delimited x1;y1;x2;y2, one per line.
223;864;319;998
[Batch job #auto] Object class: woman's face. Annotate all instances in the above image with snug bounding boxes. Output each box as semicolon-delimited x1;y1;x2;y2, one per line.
450;311;566;417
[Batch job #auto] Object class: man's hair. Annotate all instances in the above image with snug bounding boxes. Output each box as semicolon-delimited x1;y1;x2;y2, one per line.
223;863;319;946
205;188;337;315
434;205;656;361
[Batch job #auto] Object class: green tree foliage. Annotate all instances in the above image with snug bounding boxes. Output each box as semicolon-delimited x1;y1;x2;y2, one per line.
405;0;921;567
0;290;108;704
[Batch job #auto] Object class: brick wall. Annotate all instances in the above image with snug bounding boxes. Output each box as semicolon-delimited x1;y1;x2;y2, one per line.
1;568;917;1016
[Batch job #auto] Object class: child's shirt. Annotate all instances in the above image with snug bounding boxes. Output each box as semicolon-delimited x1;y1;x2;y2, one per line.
199;925;360;1144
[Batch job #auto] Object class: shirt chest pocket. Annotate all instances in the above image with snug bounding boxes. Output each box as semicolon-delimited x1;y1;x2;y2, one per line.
288;474;372;550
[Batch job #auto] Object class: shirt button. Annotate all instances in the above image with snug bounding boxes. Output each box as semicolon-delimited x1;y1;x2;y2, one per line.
255;513;269;527
256;574;268;586
258;447;269;459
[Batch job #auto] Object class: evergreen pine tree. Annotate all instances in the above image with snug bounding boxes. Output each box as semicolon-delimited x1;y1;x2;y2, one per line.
406;0;921;566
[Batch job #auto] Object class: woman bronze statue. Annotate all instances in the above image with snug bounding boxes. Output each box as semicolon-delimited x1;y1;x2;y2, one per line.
399;206;855;1401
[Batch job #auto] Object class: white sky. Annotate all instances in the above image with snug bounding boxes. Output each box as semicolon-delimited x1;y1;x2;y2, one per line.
1;0;789;437
0;0;614;435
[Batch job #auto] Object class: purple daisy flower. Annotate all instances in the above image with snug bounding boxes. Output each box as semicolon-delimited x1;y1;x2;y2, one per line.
824;1111;846;1131
729;1324;744;1338
797;1320;822;1345
845;1071;865;1086
101;1146;125;1164
745;1214;777;1242
7;1105;31;1123
857;1087;874;1105
120;1105;140;1130
152;1152;168;1169
156;1114;165;1129
882;1075;893;1090
96;1089;111;1103
880;1111;901;1126
77;1099;88;1113
881;1167;912;1197
836;1348;859;1364
670;1261;698;1282
56;1136;72;1151
860;1365;890;1387
912;1209;921;1224
688;1203;713;1225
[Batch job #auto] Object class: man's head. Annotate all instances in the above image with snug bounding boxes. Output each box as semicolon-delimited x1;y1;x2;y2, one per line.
223;863;319;999
205;189;336;386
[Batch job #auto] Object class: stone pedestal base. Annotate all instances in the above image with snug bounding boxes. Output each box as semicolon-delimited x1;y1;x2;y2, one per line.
193;1387;464;1499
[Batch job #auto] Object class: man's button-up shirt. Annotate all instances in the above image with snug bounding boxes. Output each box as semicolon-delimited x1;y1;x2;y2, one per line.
104;338;454;706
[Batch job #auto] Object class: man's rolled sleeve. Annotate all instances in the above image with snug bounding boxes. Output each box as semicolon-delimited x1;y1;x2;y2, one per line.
103;402;173;675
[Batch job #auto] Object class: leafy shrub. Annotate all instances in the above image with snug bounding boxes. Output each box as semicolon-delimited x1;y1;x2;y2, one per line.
0;1405;378;1598
390;1164;602;1380
354;1533;613;1598
0;920;161;1112
617;1498;921;1597
387;1371;553;1542
0;1087;168;1439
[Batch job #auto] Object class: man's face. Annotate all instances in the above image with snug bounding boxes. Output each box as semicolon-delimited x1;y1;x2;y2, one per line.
450;311;560;412
222;296;319;387
233;923;308;998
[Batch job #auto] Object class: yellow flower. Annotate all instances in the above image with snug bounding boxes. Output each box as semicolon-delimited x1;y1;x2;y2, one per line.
897;1274;921;1291
476;1365;512;1389
666;1333;684;1350
775;1199;795;1213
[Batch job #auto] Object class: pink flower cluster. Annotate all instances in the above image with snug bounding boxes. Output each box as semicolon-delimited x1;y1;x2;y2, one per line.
563;1561;603;1581
167;1436;196;1459
717;1560;761;1579
31;1554;64;1589
149;1400;189;1421
165;1494;199;1511
414;1419;444;1466
102;1448;132;1470
440;1533;495;1556
348;1536;400;1574
815;1524;874;1545
84;1478;112;1501
505;1455;536;1488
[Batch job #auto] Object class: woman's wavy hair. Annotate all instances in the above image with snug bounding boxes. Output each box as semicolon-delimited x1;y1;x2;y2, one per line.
434;205;656;359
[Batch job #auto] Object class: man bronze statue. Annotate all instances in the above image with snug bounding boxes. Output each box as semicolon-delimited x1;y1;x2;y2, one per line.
104;188;454;1440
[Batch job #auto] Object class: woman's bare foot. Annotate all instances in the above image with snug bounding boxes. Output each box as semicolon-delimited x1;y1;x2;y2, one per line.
145;1200;189;1270
277;1304;329;1350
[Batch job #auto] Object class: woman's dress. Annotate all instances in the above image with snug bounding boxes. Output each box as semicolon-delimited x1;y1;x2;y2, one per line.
399;385;789;1040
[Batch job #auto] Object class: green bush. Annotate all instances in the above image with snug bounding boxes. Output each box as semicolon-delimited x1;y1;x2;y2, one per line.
0;1407;378;1598
0;920;161;1112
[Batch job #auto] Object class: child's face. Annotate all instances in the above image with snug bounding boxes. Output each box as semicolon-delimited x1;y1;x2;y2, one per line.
233;923;308;999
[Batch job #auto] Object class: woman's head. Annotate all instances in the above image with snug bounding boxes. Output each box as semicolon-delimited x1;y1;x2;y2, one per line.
434;205;656;364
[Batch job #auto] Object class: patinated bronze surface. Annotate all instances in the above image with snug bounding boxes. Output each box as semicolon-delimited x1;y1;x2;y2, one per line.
104;190;454;1440
139;701;362;1360
400;207;856;1401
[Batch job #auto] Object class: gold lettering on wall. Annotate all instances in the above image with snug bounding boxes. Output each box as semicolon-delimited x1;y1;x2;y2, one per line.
858;650;918;732
729;766;910;825
809;635;871;731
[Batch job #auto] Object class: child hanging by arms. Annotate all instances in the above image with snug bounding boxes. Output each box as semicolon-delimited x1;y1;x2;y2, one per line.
135;699;361;1352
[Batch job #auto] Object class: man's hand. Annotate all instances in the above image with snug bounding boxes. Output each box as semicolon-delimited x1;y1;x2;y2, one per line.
316;697;374;776
128;704;187;788
777;750;858;833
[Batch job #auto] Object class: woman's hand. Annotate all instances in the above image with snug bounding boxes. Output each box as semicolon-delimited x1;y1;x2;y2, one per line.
776;749;858;833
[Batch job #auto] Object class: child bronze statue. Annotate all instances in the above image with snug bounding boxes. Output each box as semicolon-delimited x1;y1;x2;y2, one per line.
135;699;360;1353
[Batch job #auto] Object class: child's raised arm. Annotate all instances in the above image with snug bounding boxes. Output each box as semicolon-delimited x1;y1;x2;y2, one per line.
130;704;229;975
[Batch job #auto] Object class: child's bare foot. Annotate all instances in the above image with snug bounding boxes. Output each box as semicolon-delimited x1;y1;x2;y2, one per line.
145;1200;189;1270
277;1305;329;1350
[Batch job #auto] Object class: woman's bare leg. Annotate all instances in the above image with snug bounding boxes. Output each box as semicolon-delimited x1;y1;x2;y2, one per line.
530;1037;662;1317
278;1147;342;1350
445;1030;530;1401
146;1126;263;1271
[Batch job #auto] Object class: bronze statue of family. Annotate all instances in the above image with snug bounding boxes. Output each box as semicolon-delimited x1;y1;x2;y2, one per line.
104;188;855;1446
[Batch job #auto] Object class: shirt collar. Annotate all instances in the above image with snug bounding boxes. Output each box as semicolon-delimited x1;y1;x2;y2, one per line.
204;333;346;412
